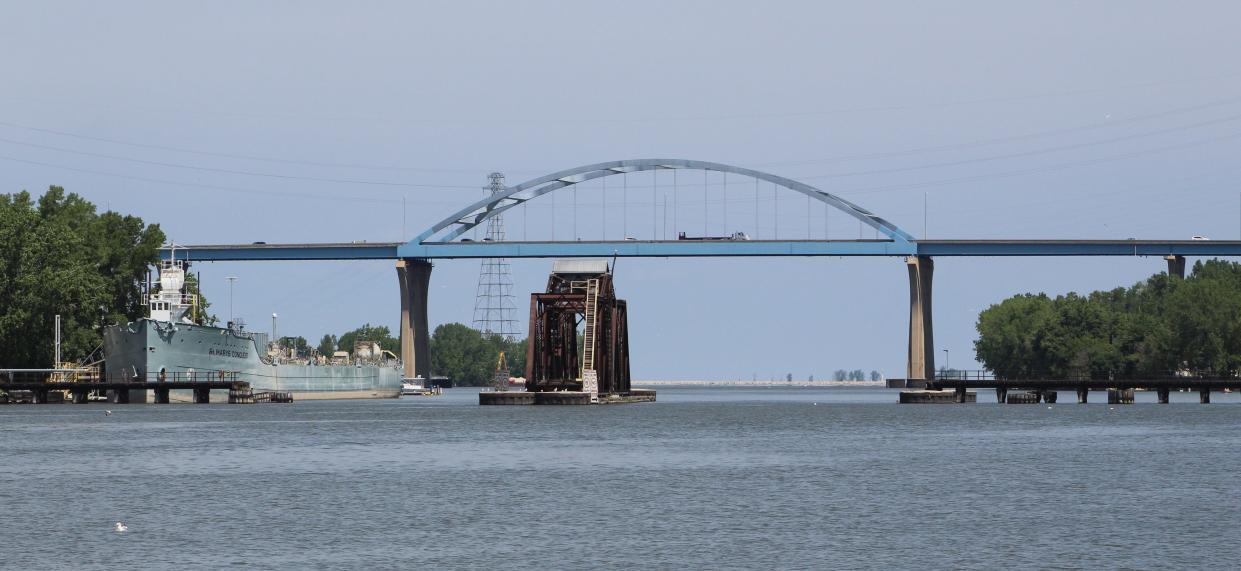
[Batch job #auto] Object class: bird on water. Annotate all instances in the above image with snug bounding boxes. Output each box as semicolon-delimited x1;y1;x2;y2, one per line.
105;410;112;416
114;522;128;532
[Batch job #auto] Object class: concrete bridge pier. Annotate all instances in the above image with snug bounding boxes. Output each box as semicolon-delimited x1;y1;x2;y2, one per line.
1166;255;1186;278
396;258;433;381
1200;389;1210;404
995;387;1008;403
1157;388;1170;404
1076;387;1088;404
906;256;935;381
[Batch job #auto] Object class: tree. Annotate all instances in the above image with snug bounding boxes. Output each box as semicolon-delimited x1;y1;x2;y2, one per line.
317;334;337;356
974;261;1241;378
832;369;847;381
337;323;398;354
430;323;494;385
280;336;310;357
0;187;163;367
870;370;881;382
849;369;865;381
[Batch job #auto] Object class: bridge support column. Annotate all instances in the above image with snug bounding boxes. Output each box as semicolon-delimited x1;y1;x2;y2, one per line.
1199;389;1210;404
1157;388;1170;404
1077;388;1088;404
397;258;433;381
1166;255;1186;279
154;387;170;404
996;387;1007;404
906;256;935;381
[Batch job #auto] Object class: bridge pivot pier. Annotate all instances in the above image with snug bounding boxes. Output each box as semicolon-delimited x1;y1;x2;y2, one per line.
396;258;433;381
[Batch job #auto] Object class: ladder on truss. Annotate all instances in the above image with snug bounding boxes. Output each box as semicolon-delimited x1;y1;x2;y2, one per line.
577;279;601;402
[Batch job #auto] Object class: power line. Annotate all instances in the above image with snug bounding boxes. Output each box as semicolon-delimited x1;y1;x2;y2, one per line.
799;112;1241;181
757;93;1241;168
0;153;412;204
0;135;478;189
0;118;534;174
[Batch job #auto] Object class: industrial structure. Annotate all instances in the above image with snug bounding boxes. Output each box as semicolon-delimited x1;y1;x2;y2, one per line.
470;172;520;340
524;260;631;399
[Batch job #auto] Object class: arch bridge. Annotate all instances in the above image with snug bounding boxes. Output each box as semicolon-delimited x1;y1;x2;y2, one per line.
165;158;1241;384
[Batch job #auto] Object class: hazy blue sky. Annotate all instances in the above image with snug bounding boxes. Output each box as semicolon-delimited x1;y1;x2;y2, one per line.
3;1;1240;378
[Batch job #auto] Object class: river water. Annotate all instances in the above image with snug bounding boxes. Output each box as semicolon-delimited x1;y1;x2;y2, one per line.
2;386;1239;570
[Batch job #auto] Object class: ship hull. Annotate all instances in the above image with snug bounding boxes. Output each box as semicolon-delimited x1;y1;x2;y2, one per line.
103;319;402;401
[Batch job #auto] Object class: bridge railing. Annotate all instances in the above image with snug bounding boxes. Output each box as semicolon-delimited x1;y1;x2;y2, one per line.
1;369;242;385
933;370;1239;382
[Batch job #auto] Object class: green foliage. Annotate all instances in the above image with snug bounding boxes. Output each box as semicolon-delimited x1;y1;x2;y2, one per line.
337;323;398;354
975;260;1241;377
279;336;310;357
182;272;217;326
429;323;527;385
317;334;337;356
0;187;164;367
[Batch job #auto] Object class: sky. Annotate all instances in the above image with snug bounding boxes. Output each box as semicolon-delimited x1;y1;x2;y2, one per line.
2;1;1240;379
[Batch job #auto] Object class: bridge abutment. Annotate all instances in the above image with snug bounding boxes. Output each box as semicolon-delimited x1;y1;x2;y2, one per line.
397;258;433;380
906;256;935;381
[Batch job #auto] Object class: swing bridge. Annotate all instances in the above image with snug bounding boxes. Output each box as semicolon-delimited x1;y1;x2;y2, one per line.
161;158;1241;385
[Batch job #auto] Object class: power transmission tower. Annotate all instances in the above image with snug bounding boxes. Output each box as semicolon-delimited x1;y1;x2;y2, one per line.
472;172;520;340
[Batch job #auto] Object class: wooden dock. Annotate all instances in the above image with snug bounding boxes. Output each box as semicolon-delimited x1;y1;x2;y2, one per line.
925;376;1241;404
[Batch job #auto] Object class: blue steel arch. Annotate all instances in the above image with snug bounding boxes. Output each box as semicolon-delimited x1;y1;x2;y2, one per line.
415;159;914;244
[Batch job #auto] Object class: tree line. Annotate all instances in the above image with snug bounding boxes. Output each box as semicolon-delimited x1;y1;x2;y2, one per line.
299;322;525;386
0;188;165;367
975;260;1241;378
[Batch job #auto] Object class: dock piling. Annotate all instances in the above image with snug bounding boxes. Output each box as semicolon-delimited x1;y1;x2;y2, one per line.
1157;388;1170;404
1200;389;1210;404
1076;388;1088;404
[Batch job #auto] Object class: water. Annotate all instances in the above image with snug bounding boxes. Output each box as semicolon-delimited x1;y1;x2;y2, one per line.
2;386;1240;570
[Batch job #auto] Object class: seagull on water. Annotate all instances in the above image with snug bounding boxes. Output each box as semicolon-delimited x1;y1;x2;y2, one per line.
114;522;128;532
105;410;112;416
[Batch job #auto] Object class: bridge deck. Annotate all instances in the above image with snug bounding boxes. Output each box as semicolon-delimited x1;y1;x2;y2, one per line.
163;239;1241;261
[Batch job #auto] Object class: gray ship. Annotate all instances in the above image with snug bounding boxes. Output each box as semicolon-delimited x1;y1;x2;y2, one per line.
104;257;402;402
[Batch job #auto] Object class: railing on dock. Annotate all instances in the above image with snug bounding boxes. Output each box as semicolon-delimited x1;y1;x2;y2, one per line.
0;368;278;405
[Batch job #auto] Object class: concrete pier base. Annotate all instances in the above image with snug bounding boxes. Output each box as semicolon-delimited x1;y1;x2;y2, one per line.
1042;391;1058;404
153;387;170;404
899;390;974;404
1157;388;1170;404
480;390;656;406
1004;391;1040;404
71;390;88;404
1108;388;1135;404
1077;388;1088;404
193;388;210;404
995;387;1008;403
1200;389;1211;404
